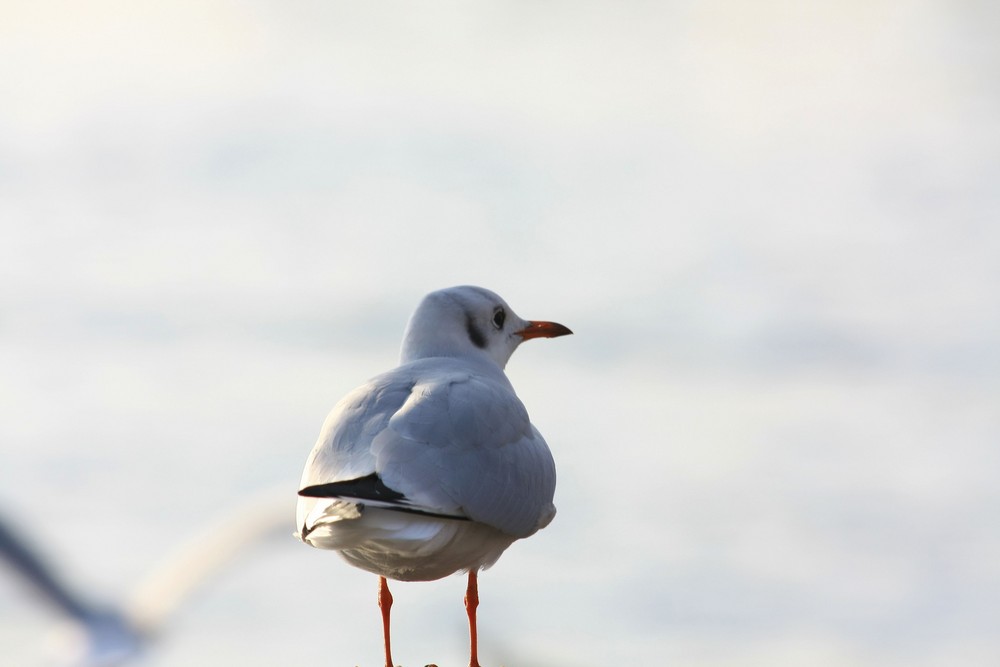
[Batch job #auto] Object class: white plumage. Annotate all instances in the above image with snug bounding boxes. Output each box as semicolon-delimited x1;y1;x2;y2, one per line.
295;285;571;667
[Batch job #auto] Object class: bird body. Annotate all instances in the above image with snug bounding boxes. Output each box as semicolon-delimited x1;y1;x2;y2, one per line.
297;357;556;581
295;285;571;666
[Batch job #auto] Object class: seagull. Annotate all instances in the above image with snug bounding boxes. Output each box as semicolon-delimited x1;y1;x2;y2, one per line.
1;491;292;667
0;513;143;666
296;285;571;667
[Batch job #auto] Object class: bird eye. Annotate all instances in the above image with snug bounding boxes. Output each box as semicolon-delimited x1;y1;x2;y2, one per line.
492;308;506;330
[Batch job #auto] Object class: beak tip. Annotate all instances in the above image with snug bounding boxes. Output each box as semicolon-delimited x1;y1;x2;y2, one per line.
519;321;573;340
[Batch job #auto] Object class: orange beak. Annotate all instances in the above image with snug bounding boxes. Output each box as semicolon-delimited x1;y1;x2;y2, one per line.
516;320;573;340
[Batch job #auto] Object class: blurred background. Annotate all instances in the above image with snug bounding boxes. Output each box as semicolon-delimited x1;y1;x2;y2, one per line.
2;1;999;665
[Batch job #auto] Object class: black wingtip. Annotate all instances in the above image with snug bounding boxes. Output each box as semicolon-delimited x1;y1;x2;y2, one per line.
297;473;471;522
298;473;406;501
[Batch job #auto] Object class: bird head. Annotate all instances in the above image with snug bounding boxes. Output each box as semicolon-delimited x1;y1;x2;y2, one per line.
400;286;572;368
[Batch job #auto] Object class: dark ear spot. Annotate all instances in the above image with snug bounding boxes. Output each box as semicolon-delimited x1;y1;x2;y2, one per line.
465;315;486;348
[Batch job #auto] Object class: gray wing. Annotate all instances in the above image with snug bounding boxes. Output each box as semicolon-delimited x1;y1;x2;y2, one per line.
370;369;557;538
296;372;419;537
298;374;415;489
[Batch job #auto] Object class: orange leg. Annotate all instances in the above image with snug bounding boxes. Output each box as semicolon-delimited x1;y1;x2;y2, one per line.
465;570;482;667
378;576;394;667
